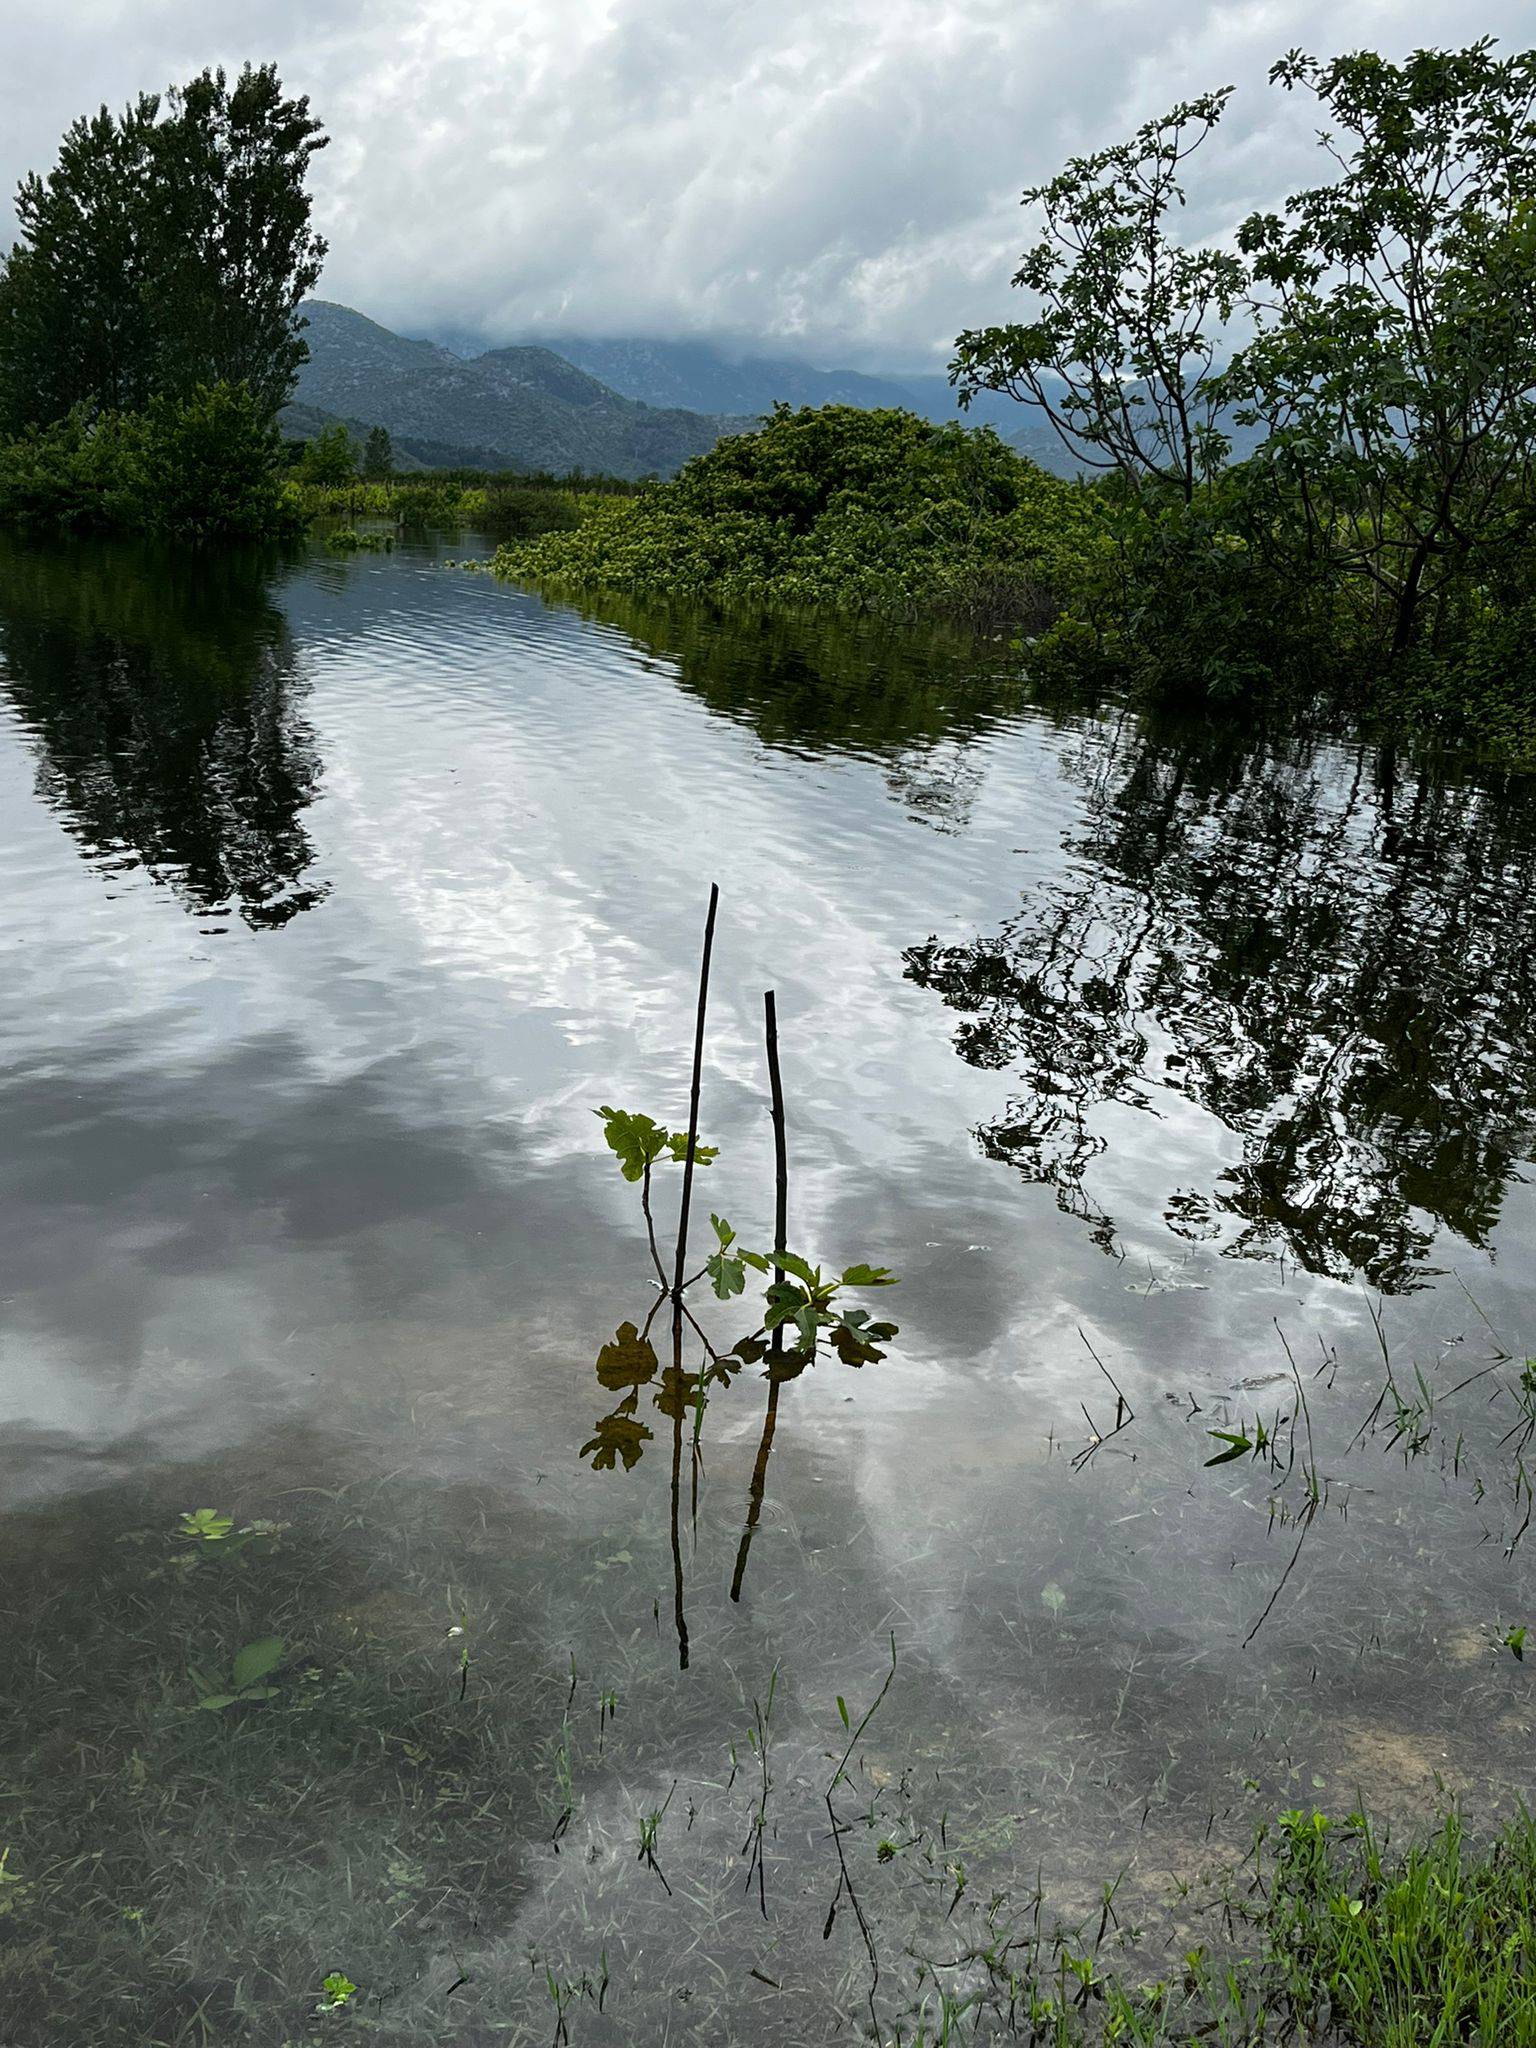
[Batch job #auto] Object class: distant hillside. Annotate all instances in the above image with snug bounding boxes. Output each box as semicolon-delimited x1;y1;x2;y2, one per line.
290;303;1103;481
279;401;519;474
457;329;1082;474
507;336;924;419
291;302;750;480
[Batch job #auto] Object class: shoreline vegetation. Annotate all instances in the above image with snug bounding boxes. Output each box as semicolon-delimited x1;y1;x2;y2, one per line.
1;45;1534;762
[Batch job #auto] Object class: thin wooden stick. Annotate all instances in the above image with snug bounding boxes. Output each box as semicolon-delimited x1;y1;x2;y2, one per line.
671;883;719;1301
765;989;788;1286
731;990;790;1604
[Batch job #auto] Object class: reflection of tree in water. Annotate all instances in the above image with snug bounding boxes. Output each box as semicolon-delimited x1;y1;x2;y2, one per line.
555;591;1025;833
905;714;1536;1291
0;537;326;928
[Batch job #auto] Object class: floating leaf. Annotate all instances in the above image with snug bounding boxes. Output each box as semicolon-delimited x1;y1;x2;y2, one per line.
1205;1429;1254;1466
1041;1582;1067;1616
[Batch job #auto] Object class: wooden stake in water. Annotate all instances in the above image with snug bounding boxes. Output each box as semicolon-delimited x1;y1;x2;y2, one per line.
671;882;719;1302
666;882;718;1670
732;988;788;1603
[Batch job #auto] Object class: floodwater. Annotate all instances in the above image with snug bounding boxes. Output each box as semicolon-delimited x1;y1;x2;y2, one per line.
0;530;1533;2045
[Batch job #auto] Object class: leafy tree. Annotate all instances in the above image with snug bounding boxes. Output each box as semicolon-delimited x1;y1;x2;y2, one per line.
298;421;357;484
950;95;1245;502
1221;41;1536;656
0;63;326;431
360;425;394;480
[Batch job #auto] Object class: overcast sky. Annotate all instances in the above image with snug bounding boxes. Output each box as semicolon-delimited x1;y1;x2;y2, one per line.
2;1;1532;370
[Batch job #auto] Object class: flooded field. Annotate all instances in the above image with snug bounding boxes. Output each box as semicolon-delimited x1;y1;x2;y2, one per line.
1;532;1532;2044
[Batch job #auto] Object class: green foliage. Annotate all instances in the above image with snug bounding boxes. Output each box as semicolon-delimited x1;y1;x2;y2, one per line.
324;527;391;553
316;1971;358;2013
952;91;1244;499
0;382;297;540
594;1106;716;1182
946;39;1536;757
130;382;292;539
1220;42;1536;660
186;1635;285;1712
0;63;325;433
295;473;598;539
360;425;393;481
496;403;1105;632
298;421;358;485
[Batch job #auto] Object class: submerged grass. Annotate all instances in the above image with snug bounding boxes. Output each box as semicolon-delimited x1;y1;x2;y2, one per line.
8;1475;1535;2047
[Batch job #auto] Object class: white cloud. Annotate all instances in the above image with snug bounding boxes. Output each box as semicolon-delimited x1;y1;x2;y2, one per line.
2;0;1532;368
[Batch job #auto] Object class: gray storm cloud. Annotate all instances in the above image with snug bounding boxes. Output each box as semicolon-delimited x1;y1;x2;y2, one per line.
2;0;1532;370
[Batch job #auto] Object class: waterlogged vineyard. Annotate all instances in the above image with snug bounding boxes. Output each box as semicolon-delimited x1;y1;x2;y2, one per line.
0;532;1533;2044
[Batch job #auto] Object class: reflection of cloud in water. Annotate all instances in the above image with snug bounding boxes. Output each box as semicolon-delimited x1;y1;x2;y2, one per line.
0;1033;596;1490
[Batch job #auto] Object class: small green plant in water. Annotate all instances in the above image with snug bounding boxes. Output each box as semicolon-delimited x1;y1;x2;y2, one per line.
186;1635;285;1711
315;1971;358;2013
174;1508;285;1562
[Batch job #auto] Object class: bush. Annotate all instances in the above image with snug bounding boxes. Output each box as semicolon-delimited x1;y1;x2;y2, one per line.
0;407;145;531
131;382;294;540
0;382;296;541
296;421;357;485
495;404;1108;632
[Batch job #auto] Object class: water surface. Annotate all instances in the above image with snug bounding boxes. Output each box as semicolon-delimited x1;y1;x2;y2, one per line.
2;533;1533;2045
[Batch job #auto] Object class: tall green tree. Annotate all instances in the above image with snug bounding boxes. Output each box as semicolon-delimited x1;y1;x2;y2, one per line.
0;63;326;431
1222;42;1536;656
360;425;394;480
950;95;1245;503
298;421;356;483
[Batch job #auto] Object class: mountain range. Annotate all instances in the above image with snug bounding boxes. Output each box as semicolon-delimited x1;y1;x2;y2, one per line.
285;300;1074;479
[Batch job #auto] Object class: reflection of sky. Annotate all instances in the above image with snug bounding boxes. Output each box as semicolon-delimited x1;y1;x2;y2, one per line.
2;541;1534;1761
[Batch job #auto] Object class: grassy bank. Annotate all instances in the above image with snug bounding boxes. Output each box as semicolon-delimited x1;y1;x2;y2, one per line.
294;470;638;542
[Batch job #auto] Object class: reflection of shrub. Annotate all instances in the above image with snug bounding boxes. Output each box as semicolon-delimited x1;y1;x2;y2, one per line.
0;382;297;540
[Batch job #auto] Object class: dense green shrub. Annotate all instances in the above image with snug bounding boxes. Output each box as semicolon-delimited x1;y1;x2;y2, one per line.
496;404;1107;631
131;383;294;539
0;382;298;540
